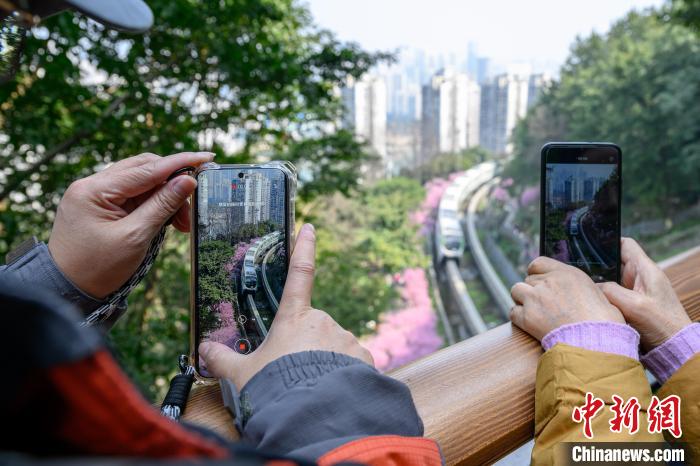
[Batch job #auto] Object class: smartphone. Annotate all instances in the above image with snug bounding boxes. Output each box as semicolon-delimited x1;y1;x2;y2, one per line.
540;142;622;283
191;163;295;378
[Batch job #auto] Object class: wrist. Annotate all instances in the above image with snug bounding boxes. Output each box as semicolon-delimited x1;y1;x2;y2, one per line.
542;321;640;360
641;322;700;384
48;239;106;299
657;317;694;348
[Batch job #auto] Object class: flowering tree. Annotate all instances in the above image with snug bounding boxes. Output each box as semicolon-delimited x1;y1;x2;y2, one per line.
228;239;255;274
410;177;453;236
205;240;255;348
363;268;442;371
206;302;240;347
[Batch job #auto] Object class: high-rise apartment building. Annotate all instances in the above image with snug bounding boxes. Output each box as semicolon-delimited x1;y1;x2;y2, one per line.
243;172;272;224
479;72;531;155
386;119;422;175
420;69;480;162
341;74;388;159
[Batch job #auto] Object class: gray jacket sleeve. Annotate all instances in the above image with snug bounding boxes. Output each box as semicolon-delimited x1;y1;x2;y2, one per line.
0;241;127;327
229;350;425;461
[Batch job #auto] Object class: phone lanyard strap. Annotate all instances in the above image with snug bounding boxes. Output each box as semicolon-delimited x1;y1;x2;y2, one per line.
160;355;196;422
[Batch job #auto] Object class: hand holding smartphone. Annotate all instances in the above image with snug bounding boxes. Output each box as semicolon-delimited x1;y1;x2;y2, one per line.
191;163;296;378
540;142;622;283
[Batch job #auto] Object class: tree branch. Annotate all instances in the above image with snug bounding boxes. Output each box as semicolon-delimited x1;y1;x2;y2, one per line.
0;93;128;203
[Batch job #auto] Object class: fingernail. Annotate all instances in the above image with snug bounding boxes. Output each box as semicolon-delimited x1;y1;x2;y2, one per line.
199;342;211;359
303;223;315;237
197;151;215;160
171;175;193;196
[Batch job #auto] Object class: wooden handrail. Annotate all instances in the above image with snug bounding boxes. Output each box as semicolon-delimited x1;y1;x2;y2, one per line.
181;248;700;464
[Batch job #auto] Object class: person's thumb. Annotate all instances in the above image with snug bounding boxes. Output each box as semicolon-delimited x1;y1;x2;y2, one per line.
199;341;244;382
278;223;316;314
598;282;645;320
128;175;196;234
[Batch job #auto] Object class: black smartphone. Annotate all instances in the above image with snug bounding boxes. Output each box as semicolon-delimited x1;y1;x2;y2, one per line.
192;165;292;377
540;142;622;283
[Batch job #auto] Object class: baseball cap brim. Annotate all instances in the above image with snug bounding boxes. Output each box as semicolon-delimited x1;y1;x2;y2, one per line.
64;0;153;33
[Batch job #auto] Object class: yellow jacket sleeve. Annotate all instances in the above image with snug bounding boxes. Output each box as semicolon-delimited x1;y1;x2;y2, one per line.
657;353;700;464
532;344;663;465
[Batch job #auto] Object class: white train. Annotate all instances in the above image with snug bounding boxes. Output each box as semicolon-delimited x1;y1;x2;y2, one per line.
241;231;283;294
434;162;497;265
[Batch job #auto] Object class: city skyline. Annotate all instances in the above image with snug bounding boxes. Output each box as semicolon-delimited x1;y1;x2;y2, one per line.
198;170;286;239
546;163;616;208
342;66;550;174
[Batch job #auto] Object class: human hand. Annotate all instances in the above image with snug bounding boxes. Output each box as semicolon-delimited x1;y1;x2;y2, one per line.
599;238;691;352
199;223;373;390
48;151;214;298
510;256;625;341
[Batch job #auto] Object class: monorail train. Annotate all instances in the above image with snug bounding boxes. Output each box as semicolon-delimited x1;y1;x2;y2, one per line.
569;211;580;236
435;216;466;262
434;162;497;265
241;231;282;294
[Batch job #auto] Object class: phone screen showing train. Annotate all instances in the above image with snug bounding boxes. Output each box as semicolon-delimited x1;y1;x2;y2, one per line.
542;145;621;283
194;168;288;377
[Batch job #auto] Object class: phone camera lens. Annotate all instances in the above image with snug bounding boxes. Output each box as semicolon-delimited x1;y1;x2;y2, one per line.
238;172;244;178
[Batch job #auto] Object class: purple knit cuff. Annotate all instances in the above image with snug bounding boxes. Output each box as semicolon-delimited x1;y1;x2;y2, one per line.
542;321;640;360
640;323;700;384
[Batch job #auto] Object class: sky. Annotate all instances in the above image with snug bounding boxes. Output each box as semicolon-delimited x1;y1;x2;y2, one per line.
304;0;665;73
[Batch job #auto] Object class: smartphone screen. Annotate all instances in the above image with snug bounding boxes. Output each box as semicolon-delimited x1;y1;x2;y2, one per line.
540;143;622;283
193;167;289;377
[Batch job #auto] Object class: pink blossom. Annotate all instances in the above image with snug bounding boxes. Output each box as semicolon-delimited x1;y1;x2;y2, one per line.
412;177;454;236
363;268;443;372
520;186;539;207
206;324;240;348
492;187;510;202
204;301;241;347
226;240;255;273
501;178;514;188
216;301;235;327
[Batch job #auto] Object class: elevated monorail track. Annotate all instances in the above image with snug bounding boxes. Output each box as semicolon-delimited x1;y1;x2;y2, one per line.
432;163;498;340
465;180;515;319
262;242;282;311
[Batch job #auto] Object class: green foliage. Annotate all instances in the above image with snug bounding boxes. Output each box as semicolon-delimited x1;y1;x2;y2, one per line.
285;129;380;202
311;178;427;336
227;221;274;244
671;0;700;30
508;9;700;222
402;147;489;183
